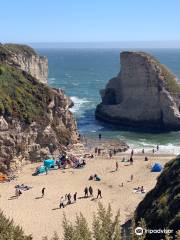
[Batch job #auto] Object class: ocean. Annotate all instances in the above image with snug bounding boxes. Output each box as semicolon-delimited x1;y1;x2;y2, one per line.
37;48;180;154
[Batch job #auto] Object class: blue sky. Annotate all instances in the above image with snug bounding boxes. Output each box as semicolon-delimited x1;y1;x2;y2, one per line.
1;0;180;44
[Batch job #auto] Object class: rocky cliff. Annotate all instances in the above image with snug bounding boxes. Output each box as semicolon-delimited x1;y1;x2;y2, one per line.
96;51;180;131
0;44;78;174
0;43;48;83
135;155;180;240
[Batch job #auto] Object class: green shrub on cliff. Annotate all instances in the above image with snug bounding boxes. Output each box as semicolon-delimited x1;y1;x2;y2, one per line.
0;63;53;124
135;155;180;240
0;210;32;240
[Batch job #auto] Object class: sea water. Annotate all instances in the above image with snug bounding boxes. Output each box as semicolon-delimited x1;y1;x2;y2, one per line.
37;48;180;154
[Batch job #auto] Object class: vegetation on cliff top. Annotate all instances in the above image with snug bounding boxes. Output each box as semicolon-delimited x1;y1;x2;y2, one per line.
0;63;52;124
4;43;37;57
135;155;180;239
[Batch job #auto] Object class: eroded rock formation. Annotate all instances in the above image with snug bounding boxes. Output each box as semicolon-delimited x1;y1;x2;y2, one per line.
96;51;180;131
0;44;78;174
0;43;48;83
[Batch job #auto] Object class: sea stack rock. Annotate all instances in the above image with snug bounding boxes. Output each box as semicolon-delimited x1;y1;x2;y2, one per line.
96;51;180;131
1;43;48;83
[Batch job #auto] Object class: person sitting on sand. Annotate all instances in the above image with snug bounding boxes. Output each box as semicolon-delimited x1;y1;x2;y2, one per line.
59;196;65;209
73;192;77;202
89;186;93;197
141;186;145;193
89;175;93;180
42;188;46;198
84;187;88;197
97;189;102;199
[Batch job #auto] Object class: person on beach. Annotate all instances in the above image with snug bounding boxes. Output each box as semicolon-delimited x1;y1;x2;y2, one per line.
157;145;159;151
142;149;145;154
98;133;102;140
109;150;112;159
130;174;133;181
130;156;133;165
45;166;48;175
116;161;119;171
59;196;65;208
89;186;93;196
152;149;155;154
145;156;148;161
131;149;134;156
97;189;102;199
42;187;46;197
67;193;72;204
73;192;77;202
84;187;88;197
95;147;98;154
15;188;19;198
113;148;116;155
141;186;145;193
98;148;101;156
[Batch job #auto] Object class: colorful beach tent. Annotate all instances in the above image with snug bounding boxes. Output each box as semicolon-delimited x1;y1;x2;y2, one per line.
151;163;163;172
36;166;46;174
43;159;55;169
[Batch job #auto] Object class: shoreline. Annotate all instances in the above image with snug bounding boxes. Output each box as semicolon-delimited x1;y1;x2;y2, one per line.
0;137;176;239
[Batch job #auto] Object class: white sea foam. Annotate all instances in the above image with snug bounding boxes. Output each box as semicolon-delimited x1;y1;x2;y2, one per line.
70;96;91;113
48;77;56;83
127;141;180;155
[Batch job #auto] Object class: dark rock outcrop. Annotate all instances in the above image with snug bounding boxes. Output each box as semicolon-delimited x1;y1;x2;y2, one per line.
135;155;180;240
96;51;180;131
0;44;78;173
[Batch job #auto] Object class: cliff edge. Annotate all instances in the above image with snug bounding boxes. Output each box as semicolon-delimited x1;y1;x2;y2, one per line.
0;43;48;83
0;44;78;174
96;51;180;131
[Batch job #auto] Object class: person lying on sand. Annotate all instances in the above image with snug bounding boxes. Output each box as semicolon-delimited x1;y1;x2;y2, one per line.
133;186;146;193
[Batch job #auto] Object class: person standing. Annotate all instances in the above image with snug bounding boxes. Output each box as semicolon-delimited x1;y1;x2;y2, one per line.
89;186;93;197
67;193;72;204
42;187;46;198
73;192;77;202
130;174;133;181
59;196;65;208
84;187;88;197
109;150;112;159
98;133;102;140
116;161;119;171
97;189;102;199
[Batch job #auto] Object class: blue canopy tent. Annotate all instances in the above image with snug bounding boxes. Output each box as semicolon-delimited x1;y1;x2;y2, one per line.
151;163;163;172
44;159;55;169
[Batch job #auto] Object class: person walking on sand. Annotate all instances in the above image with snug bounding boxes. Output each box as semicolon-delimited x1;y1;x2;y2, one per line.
42;187;46;197
67;193;72;204
89;186;93;197
84;187;88;197
97;189;102;199
73;192;77;202
130;156;133;165
59;196;65;209
116;161;119;171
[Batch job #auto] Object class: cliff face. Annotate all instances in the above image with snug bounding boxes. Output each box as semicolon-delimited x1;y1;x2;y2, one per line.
0;44;78;174
0;43;48;83
135;156;180;240
96;51;180;131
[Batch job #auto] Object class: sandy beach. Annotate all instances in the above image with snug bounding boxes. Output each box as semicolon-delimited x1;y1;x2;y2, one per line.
0;146;175;239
